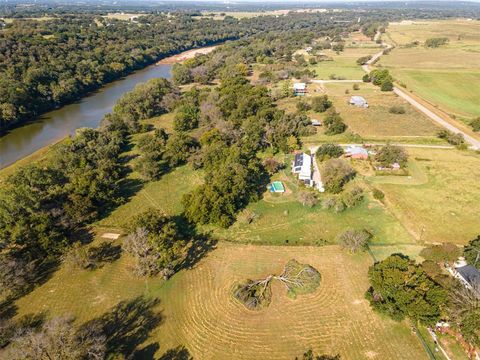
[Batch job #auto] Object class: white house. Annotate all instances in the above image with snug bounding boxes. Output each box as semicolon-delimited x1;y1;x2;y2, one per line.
293;82;307;96
349;95;368;108
292;153;313;186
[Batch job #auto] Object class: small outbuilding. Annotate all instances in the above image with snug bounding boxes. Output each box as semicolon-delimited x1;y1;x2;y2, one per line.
311;119;322;126
349;95;368;108
293;83;307;96
345;146;369;160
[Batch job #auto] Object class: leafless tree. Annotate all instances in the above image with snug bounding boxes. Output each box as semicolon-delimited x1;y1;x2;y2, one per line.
298;192;318;208
123;228;162;277
0;255;34;298
338;228;372;253
7;316;105;360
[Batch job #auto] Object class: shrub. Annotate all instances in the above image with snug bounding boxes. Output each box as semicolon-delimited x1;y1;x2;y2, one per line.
362;74;371;83
263;158;282;175
372;188;385;201
470;117;480;132
352;83;360;91
420;243;461;262
356;55;372;65
296;101;311;112
425;37;449;48
389;106;405;114
316;143;344;161
342;186;364;208
298;191;318;208
437;130;465;146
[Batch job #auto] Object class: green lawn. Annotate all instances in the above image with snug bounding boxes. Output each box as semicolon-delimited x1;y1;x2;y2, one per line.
212;158;416;247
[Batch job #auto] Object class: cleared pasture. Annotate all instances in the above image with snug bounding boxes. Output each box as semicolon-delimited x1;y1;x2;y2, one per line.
308;48;378;80
381;20;480;119
369;147;480;245
13;243;429;360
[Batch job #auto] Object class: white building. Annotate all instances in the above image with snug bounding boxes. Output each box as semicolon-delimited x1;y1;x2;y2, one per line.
292;153;314;186
349;95;369;108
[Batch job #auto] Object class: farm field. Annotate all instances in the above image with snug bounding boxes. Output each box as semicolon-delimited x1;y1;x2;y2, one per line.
319;82;441;138
368;147;480;244
380;20;480;119
13;243;429;360
308;48;379;80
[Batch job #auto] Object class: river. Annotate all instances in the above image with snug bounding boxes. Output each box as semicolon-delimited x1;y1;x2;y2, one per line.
0;63;172;169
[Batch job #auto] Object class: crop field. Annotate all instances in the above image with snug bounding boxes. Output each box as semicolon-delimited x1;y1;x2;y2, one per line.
369;147;480;245
13;243;428;360
308;48;378;80
380;20;480;119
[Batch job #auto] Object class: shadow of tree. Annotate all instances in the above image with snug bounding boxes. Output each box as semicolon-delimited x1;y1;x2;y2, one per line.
172;215;217;272
80;296;162;358
88;241;122;268
132;342;159;360
158;346;193;360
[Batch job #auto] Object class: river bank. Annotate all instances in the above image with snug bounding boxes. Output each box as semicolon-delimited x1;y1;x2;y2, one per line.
0;44;221;171
156;45;218;64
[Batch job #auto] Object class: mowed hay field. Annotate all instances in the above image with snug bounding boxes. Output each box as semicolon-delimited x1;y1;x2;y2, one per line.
369;148;480;244
319;82;441;138
308;47;379;80
14;243;429;360
380;20;480;119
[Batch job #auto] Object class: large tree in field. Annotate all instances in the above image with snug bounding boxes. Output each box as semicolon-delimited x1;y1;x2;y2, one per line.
366;254;447;325
124;209;185;278
321;159;355;194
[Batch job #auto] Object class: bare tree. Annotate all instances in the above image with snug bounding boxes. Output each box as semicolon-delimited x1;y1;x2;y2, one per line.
7;316;105;360
298;192;318;208
337;229;372;253
123;228;162;277
0;255;34;298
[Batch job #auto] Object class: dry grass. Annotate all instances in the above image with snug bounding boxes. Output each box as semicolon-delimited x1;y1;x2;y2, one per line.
380;20;480;119
369;147;480;245
14;243;429;360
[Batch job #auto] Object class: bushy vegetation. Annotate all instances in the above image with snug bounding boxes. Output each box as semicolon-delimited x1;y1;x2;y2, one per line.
315;143;344;162
389;105;405;114
425;37;449;48
311;95;332;113
374;144;408;167
366;69;394;92
366;254;447;325
420;242;461;263
321;159;356;194
437;129;465;147
463;236;480;269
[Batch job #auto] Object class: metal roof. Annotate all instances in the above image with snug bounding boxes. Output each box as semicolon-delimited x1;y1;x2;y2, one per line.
457;265;480;286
